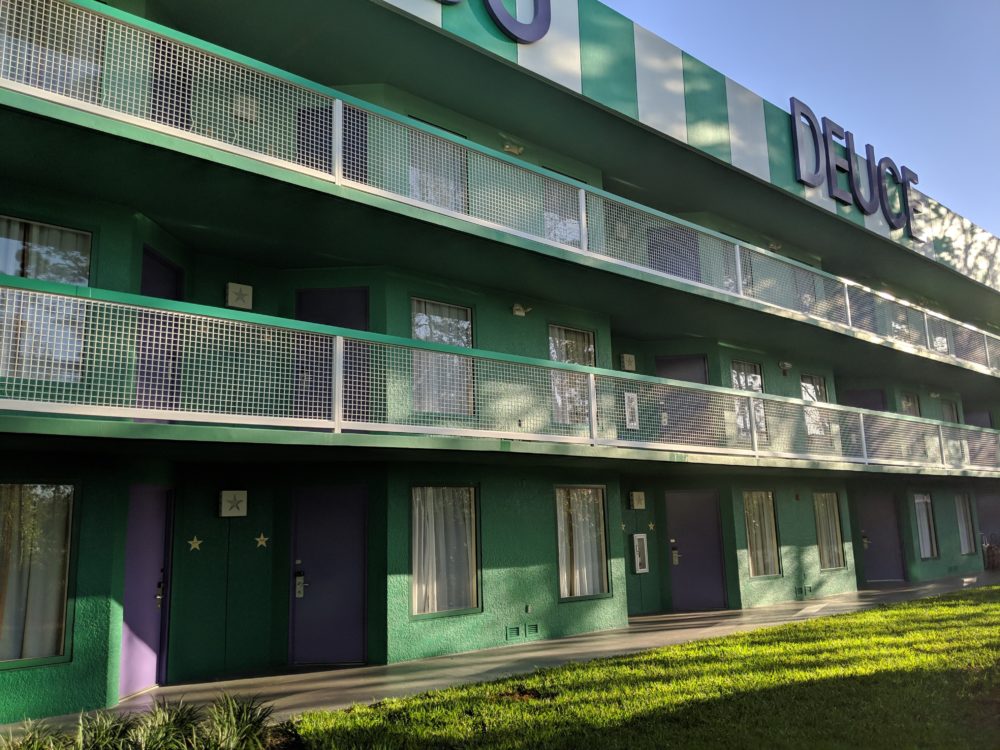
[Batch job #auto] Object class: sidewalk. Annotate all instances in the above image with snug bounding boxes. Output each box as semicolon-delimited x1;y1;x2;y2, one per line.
115;571;999;721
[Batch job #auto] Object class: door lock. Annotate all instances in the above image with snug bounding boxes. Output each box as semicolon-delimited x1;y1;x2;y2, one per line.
671;547;681;566
294;571;308;599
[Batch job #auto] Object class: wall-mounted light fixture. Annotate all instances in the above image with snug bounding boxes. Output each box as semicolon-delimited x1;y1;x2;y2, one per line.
512;303;533;317
778;361;793;375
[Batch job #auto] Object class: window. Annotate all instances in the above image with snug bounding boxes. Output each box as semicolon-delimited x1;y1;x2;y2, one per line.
940;399;960;424
549;325;595;425
914;493;938;559
899;391;921;417
408;130;468;213
411;487;477;615
411;299;473;415
556;487;608;598
744;491;780;577
813;492;845;569
732;360;767;440
0;216;91;286
801;374;830;437
955;494;976;555
0;484;73;662
0;217;91;384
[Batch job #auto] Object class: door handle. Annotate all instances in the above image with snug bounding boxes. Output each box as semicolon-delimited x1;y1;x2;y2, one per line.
672;548;682;566
155;580;164;609
295;571;308;599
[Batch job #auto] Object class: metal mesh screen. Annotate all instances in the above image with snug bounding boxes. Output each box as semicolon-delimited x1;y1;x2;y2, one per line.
1;0;998;379
341;104;582;247
739;248;849;326
585;194;739;290
754;399;865;461
339;338;592;442
0;287;337;425
941;424;1000;469
594;375;754;453
862;413;943;467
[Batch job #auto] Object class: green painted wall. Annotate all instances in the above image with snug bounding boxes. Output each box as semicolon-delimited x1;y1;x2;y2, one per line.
383;465;628;662
681;53;731;164
730;478;857;608
0;456;128;725
898;486;984;582
579;0;638;120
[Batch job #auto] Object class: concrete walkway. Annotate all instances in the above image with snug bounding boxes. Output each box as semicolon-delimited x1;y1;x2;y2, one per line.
112;571;999;721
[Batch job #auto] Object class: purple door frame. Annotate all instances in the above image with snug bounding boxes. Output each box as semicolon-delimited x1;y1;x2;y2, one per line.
665;491;727;611
855;492;906;582
120;485;172;699
290;486;367;665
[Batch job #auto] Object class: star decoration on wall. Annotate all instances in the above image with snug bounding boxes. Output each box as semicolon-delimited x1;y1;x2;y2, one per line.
231;287;249;305
254;532;270;549
188;536;203;551
648;522;655;531
227;495;246;513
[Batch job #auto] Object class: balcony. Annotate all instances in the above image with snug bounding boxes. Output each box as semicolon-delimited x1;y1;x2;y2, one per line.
1;0;999;381
1;279;998;476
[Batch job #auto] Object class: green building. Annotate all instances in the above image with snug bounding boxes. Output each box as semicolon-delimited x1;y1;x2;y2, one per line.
1;0;999;723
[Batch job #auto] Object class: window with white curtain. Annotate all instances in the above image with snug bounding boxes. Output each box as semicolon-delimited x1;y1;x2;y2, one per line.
411;299;473;416
744;491;781;577
549;325;595;426
813;492;845;569
955;494;976;555
801;374;830;437
556;486;608;598
0;216;91;286
411;486;478;615
0;484;74;662
914;493;938;559
732;360;768;440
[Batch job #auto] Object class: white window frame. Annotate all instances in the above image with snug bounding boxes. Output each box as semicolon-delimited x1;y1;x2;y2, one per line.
813;492;846;570
955;494;976;556
410;485;479;616
914;493;938;559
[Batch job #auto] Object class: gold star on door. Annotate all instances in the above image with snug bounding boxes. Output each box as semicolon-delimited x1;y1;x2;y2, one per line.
254;532;270;549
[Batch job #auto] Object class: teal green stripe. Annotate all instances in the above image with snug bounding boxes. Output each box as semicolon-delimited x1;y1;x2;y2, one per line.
682;53;731;163
442;0;517;63
578;0;639;119
763;101;805;198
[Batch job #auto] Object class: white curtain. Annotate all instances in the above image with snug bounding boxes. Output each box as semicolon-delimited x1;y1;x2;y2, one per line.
411;299;473;416
0;485;73;662
955;494;975;555
25;222;91;286
813;492;844;569
914;494;938;559
556;487;608;598
408;132;468;213
744;491;780;577
0;217;23;277
411;487;477;615
549;326;595;426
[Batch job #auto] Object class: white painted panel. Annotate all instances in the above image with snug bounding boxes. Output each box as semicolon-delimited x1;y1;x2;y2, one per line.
633;24;687;143
516;0;582;93
375;0;441;27
725;79;770;181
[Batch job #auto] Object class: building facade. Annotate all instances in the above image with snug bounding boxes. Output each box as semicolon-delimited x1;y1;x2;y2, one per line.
1;0;999;722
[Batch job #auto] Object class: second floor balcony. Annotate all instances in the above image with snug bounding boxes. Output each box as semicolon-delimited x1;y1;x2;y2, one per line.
1;0;999;384
2;278;998;477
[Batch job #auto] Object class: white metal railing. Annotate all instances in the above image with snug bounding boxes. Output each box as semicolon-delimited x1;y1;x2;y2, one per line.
1;283;999;473
1;0;999;376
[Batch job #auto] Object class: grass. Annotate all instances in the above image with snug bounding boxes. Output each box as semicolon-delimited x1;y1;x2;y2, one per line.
297;586;1000;749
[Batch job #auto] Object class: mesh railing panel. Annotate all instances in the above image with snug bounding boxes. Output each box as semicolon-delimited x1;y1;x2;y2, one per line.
0;287;336;424
339;338;592;441
341;104;583;248
1;285;999;471
739;248;849;326
585;193;739;290
1;0;998;380
594;376;754;453
862;413;943;466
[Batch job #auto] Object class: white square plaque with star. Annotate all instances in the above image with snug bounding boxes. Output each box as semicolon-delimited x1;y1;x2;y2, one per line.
226;282;253;310
219;490;248;517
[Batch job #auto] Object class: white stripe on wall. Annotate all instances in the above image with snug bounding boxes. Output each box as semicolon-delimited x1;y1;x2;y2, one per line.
633;24;687;143
516;0;582;93
376;0;442;27
725;79;770;181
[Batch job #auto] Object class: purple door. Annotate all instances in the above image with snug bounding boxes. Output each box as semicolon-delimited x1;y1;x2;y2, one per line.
291;487;367;665
665;491;727;611
120;486;170;699
855;492;905;582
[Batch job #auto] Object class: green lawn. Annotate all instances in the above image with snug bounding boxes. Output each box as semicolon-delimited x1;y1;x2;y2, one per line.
297;587;1000;749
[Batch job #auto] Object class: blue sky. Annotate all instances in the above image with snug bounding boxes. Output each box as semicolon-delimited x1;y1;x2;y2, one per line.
601;0;1000;236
